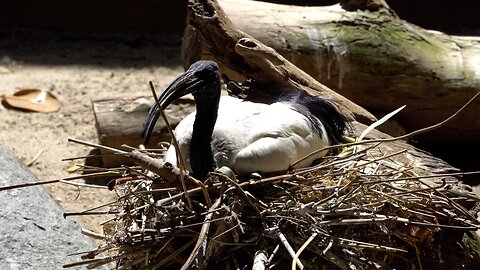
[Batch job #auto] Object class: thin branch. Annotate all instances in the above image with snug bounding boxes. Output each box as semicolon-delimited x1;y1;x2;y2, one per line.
278;231;304;270
149;80;193;211
0;171;118;191
292;233;317;270
59;180;109;189
68;138;127;154
180;196;222;270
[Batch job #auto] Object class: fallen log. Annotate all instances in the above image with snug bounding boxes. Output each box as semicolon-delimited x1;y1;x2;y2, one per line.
92;93;194;167
182;0;480;144
182;0;377;125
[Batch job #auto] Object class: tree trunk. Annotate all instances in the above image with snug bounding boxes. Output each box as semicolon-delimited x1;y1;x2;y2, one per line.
182;0;480;144
182;0;377;125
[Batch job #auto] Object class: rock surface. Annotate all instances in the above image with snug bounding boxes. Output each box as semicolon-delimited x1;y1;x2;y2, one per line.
0;144;97;269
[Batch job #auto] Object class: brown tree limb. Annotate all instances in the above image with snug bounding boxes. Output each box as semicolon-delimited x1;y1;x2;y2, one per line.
185;0;376;124
128;150;182;183
185;0;480;144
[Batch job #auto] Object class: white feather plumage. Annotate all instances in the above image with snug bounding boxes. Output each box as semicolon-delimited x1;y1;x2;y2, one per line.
165;96;330;174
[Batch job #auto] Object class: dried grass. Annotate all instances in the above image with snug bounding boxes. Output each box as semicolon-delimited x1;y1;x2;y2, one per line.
64;139;480;270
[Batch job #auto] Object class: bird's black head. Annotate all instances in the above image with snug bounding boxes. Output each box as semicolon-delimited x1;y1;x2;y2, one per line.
188;61;220;102
141;60;221;144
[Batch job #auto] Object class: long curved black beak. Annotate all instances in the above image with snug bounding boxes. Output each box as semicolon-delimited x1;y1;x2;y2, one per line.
141;60;218;145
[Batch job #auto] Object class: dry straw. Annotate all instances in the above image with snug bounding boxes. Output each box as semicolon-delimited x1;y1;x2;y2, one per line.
63;138;480;269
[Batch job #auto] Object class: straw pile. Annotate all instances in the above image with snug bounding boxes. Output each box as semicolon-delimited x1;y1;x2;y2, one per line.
66;137;480;270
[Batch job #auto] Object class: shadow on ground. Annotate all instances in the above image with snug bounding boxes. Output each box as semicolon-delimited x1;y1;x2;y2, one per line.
0;30;183;68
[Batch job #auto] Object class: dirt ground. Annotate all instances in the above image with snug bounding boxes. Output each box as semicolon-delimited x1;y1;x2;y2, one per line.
0;30;184;233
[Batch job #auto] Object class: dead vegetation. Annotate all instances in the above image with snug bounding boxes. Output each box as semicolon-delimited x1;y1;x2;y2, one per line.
63;131;480;269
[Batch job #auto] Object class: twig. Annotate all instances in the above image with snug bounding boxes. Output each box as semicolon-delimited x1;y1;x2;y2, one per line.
212;172;262;216
68;138;127;154
180;196;222;270
0;171;118;191
320;215;479;230
59;179;109;189
63;256;119;268
81;228;106;240
292;233;317;270
26;148;44;166
64;211;118;217
278;231;304;270
268;244;280;264
414;242;423;270
173;215;235;230
353;149;407;169
149;80;193;211
252;250;269;270
73;200;118;216
128;150;182;183
335;236;407;252
188;175;213;208
151;239;194;269
61;151;125;161
121;143;169;152
357;171;480;186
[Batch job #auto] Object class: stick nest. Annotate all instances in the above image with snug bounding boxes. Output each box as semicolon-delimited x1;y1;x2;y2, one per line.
70;141;480;270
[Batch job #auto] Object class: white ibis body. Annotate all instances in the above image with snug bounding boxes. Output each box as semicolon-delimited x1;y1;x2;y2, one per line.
142;61;346;178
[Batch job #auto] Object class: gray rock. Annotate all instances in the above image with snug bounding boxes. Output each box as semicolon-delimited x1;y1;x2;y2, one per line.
0;144;97;269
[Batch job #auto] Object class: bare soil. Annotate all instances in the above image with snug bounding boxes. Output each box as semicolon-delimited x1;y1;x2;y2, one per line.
0;30;184;233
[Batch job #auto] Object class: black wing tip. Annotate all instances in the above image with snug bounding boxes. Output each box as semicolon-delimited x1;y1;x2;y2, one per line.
311;98;348;145
279;89;348;145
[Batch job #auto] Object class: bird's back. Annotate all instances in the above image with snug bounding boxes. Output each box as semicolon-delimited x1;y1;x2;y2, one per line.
165;96;334;175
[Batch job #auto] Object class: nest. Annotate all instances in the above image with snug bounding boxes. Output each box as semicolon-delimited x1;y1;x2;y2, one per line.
65;138;480;270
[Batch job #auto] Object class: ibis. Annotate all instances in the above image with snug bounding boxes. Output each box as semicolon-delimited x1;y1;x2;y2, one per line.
142;60;346;178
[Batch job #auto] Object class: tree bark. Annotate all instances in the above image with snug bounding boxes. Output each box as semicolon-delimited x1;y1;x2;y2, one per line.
183;0;377;125
182;0;480;144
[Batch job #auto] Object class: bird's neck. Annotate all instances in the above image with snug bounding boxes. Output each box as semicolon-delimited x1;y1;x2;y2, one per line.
190;91;220;179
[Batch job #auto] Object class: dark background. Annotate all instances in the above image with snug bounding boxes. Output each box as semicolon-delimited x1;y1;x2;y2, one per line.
0;0;478;35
